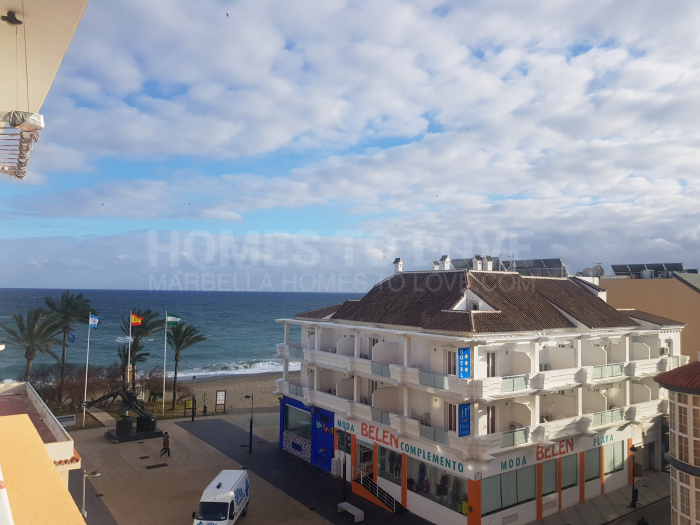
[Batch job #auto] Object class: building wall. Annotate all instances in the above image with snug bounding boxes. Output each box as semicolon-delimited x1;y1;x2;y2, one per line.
603;277;700;361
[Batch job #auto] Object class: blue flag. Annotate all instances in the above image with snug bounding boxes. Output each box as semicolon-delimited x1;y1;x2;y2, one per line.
67;332;75;343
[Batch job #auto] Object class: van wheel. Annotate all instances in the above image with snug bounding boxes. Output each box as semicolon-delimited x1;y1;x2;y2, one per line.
242;504;248;517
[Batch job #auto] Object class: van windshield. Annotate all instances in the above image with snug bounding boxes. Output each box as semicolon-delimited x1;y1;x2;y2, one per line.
195;502;229;521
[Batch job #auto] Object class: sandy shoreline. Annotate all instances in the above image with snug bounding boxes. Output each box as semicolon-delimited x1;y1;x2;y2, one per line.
177;370;300;409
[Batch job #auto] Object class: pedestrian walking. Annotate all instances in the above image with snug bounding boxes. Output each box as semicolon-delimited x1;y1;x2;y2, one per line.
160;432;170;457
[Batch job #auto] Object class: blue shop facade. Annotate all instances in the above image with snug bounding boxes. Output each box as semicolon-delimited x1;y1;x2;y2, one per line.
279;396;335;471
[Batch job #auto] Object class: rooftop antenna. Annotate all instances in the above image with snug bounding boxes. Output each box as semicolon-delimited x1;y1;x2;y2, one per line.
499;253;515;271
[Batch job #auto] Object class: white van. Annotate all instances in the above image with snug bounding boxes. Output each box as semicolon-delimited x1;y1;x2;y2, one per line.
192;470;250;525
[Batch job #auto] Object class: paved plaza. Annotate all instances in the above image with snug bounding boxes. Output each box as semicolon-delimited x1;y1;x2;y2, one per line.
68;412;671;525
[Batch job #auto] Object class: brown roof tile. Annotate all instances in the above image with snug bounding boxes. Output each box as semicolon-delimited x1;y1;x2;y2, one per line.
618;309;686;327
296;303;345;320
655;361;700;392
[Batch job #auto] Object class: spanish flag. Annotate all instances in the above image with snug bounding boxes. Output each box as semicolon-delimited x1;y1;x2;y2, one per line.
131;313;144;326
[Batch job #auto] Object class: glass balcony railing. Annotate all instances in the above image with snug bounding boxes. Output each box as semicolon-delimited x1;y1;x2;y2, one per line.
288;384;304;396
591;407;625;426
591;363;624;380
501;428;528;448
419;423;449;445
419;371;449;389
371;362;391;378
501;374;528;393
289;346;305;359
668;356;680;370
372;409;391;426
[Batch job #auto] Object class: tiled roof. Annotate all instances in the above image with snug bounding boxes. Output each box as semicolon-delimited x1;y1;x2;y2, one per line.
572;276;607;292
296;303;345;320
331;271;468;331
618;309;686;327
655;361;700;392
526;277;639;329
468;272;574;333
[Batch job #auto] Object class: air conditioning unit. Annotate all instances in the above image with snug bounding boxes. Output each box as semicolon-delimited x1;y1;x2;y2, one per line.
558;390;566;396
509;422;519;431
539;363;551;371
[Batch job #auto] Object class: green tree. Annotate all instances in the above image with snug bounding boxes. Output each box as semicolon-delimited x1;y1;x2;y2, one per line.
119;308;161;386
167;323;206;409
0;308;65;381
117;344;150;391
45;291;95;403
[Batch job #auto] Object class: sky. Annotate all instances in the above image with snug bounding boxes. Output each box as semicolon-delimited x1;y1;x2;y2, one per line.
1;0;700;292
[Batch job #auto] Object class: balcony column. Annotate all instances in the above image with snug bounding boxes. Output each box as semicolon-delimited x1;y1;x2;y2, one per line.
283;322;290;345
283;359;289;380
353;375;360;402
623;335;630;362
575;339;582;367
404;336;412;367
530;341;539;374
314;366;320;390
315;326;321;351
403;387;411;417
576;387;583;416
471;401;479;436
354;330;360;358
532;395;540;426
625;381;630;406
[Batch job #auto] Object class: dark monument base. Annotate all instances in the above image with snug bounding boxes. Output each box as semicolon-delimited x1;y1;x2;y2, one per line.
106;416;163;444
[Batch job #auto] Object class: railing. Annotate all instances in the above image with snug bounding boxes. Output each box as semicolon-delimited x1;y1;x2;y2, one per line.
288;383;304;396
352;466;400;513
592;363;624;380
501;427;528;448
371;362;391;378
419;371;449;389
591;407;625;427
501;374;528;393
667;356;680;370
419;423;450;445
372;409;391;426
289;345;305;359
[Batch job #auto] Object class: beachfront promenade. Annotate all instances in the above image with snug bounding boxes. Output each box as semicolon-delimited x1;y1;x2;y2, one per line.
68;410;670;525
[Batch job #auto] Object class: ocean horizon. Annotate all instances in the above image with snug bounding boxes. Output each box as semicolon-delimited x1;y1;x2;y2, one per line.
0;289;362;381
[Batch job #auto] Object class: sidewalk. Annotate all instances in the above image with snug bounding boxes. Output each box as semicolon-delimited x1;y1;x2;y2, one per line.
531;470;670;525
87;406;116;426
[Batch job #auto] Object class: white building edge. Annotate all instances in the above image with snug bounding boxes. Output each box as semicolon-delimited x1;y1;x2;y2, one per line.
274;255;686;525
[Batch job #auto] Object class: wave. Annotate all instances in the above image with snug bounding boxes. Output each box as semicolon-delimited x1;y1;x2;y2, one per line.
178;360;301;378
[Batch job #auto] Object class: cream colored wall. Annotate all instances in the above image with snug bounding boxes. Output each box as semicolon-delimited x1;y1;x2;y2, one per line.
604;278;699;362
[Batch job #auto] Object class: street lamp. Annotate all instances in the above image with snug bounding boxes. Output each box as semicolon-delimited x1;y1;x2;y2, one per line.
81;470;101;518
191;375;197;422
630;445;638;508
244;394;254;454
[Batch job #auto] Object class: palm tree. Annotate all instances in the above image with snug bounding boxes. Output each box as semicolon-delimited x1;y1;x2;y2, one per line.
117;345;150;391
167;323;206;409
119;308;161;386
0;308;65;381
45;291;95;403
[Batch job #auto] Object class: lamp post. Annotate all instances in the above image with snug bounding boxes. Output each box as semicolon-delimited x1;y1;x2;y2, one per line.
630;445;638;508
81;470;101;518
244;394;254;454
191;375;197;422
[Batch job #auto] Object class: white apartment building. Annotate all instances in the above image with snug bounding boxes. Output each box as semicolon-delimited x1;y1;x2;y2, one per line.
274;256;686;525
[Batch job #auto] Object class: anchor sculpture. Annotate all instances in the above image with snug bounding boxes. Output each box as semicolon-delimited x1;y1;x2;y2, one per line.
86;390;154;419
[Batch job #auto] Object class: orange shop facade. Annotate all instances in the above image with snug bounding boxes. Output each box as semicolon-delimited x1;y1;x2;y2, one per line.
335;417;635;525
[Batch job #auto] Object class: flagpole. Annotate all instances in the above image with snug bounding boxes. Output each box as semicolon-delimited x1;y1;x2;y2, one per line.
127;311;132;389
83;311;91;428
163;310;167;417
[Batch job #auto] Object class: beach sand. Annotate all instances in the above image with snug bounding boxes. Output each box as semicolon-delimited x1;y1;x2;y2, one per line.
177;370;299;411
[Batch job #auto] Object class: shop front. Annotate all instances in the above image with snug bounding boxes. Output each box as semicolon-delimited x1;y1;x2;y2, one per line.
279;396;335;471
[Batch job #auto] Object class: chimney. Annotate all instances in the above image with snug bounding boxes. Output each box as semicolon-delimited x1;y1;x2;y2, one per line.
472;254;483;271
393;257;403;273
439;255;451;271
431;260;439;271
484;255;493;271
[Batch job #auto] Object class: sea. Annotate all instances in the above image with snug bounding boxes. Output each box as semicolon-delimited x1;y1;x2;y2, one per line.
0;289;363;381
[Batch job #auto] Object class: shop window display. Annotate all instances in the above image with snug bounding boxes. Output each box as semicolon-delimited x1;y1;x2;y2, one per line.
378;446;401;487
406;455;468;514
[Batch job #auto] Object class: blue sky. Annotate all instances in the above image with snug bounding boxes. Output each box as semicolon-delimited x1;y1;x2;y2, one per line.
1;0;700;290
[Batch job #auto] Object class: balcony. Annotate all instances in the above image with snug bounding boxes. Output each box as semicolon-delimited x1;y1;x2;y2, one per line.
372;408;391;426
662;356;688;371
289;383;304;397
533;367;585;391
304;349;372;375
626;359;661;379
537;415;586;442
628;399;667;422
591;363;624;381
501;427;528;448
586;407;627;429
501;374;529;393
419;371;449;389
276;342;307;361
419;423;450;446
371;362;392;378
477;426;534;454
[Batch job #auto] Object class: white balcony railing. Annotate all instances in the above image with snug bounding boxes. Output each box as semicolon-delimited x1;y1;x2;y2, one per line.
372;408;391;426
288;383;304;397
590;407;626;427
371;362;392;378
501;427;528;448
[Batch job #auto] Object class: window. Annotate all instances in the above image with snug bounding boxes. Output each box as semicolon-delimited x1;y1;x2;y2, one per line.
447;350;457;376
405;455;468;513
487;353;496;378
284;405;312;441
486;405;496;434
679;393;689;405
679;405;688;435
681;484;691;518
679;435;689;463
446;403;457;432
671;430;677;457
585;448;601;481
371;381;378;395
694;407;700;439
481;465;537;516
561;454;578;489
378;446;401;487
671;401;676;430
694;440;700;468
470;301;479;311
604;442;624;474
542;459;557;496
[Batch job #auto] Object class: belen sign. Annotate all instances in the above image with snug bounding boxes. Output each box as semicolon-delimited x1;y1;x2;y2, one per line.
536;438;575;461
360;422;399;448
